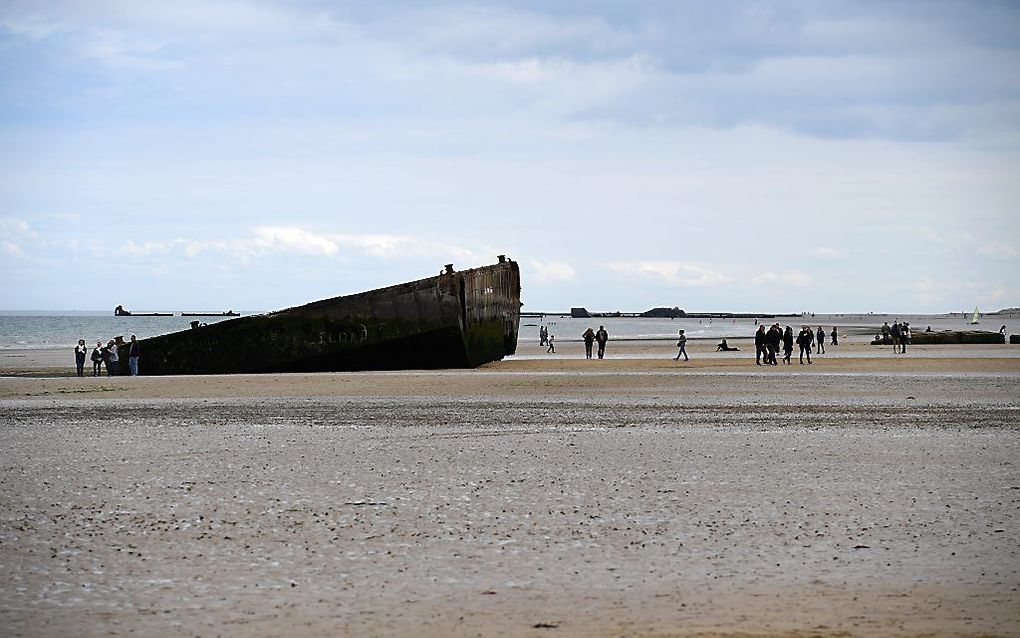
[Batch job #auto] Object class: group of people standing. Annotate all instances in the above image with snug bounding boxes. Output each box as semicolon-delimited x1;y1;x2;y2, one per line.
74;335;140;376
755;324;836;366
880;321;911;353
539;325;610;358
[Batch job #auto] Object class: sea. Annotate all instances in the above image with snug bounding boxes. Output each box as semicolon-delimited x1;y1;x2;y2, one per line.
0;310;1011;350
0;311;247;350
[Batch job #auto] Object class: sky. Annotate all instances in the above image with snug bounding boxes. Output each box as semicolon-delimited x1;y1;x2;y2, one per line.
1;1;1018;313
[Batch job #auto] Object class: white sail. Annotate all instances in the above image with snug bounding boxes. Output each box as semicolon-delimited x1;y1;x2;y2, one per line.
970;306;980;324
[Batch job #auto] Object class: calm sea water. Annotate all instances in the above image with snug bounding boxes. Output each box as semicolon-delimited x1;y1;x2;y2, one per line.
0;310;1011;350
0;312;250;349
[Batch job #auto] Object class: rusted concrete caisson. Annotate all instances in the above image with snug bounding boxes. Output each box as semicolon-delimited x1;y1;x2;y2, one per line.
128;257;520;374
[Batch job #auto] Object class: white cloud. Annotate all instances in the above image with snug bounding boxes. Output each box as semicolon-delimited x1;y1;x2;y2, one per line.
813;246;844;259
1;240;25;257
750;271;811;287
0;217;35;236
0;14;66;40
977;241;1018;259
75;226;481;266
608;261;732;287
253;227;340;256
529;260;576;283
333;233;416;258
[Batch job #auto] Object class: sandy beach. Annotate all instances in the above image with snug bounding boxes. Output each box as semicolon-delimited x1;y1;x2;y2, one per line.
2;340;1018;636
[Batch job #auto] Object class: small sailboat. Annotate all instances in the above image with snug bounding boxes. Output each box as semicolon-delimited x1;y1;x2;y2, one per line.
970;306;980;325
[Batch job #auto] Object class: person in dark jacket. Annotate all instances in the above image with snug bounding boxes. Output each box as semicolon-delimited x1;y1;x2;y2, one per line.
830;326;838;346
766;323;782;365
91;341;104;376
581;327;596;359
890;321;902;353
128;335;141;376
782;326;794;364
797;326;813;364
816;326;826;354
74;339;87;377
595;325;609;359
673;330;689;361
674;329;689;361
754;325;767;366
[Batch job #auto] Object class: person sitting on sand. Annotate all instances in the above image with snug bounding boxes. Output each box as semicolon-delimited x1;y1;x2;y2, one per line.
716;339;739;352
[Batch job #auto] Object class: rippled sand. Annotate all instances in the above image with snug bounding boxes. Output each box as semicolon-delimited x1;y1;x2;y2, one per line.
1;342;1018;636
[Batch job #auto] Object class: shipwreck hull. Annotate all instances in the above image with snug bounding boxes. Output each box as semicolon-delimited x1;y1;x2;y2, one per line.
126;258;520;375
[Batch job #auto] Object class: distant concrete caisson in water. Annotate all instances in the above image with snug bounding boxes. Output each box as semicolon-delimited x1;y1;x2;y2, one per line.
114;257;521;375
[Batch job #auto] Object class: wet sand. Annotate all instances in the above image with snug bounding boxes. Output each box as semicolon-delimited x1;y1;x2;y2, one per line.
1;341;1018;636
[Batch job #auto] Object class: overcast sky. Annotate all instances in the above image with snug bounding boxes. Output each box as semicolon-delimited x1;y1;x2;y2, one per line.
1;1;1018;313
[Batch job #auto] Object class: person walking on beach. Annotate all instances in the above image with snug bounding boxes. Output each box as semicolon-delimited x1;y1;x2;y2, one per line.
674;329;689;361
91;341;103;376
755;325;767;365
797;326;813;364
881;322;891;343
74;339;87;377
106;339;120;376
128;335;140;376
581;327;596;359
595;325;609;359
539;325;548;346
546;334;555;353
830;326;838;346
900;322;910;353
783;326;794;364
816;326;826;354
